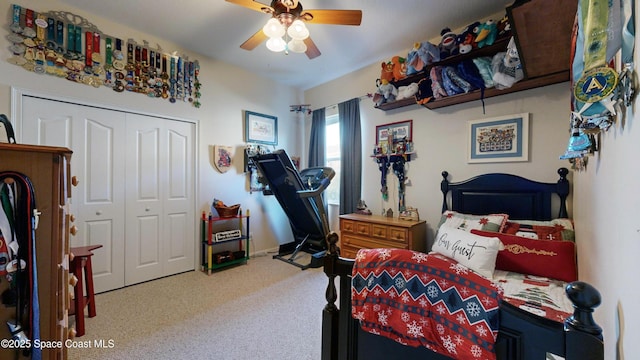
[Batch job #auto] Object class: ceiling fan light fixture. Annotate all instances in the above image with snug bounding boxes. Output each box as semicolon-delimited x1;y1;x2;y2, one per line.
263;18;285;38
287;19;309;40
287;39;307;53
266;37;286;52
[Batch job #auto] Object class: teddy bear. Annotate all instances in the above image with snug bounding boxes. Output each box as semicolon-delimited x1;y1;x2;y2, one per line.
373;78;398;106
406;41;440;75
391;55;407;82
438;28;459;59
396;82;419;100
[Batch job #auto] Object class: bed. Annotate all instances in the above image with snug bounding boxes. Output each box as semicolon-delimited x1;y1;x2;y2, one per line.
321;168;604;360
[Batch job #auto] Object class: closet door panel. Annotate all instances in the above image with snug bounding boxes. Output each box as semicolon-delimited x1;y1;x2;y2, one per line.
21;97;126;293
163;121;195;274
125;115;164;285
80;113;126;293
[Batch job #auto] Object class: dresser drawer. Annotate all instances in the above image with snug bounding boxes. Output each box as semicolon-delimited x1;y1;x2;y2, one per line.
341;219;355;233
388;226;409;243
371;224;387;239
344;234;407;250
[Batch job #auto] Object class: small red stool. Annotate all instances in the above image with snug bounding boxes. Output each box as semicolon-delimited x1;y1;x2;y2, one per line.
69;245;102;337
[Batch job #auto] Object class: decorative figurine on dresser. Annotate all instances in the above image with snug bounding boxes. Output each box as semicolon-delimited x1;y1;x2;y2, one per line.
0;143;74;360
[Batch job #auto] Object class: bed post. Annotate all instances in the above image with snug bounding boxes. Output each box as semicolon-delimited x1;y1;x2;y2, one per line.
322;232;340;360
557;167;569;218
563;281;604;360
441;171;450;213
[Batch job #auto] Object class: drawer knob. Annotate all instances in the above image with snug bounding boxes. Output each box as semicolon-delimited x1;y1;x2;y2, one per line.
71;176;79;186
70;225;78;236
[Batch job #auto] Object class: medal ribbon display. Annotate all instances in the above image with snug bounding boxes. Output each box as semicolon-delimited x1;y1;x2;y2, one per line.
5;5;202;108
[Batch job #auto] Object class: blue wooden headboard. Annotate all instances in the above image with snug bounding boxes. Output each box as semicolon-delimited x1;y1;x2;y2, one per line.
440;168;569;221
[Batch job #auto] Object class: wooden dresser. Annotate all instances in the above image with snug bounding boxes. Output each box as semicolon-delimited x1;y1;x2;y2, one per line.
339;213;427;258
0;143;74;360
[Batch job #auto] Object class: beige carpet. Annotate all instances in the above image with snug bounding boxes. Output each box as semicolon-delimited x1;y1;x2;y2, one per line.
68;253;326;360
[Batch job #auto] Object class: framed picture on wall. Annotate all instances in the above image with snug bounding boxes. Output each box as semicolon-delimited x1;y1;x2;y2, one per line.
467;113;529;163
245;111;278;145
375;120;413;144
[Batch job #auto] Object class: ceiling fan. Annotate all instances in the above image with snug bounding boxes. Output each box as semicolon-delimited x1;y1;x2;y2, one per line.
226;0;362;59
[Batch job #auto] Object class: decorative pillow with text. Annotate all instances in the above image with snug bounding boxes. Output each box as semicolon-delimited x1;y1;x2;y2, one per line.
471;230;577;282
432;226;504;279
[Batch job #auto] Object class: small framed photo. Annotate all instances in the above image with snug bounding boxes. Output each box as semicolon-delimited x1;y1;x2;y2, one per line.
245;111;278;145
468;113;529;163
376;120;413;145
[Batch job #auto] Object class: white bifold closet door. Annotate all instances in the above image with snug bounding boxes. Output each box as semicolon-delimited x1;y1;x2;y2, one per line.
20;96;195;293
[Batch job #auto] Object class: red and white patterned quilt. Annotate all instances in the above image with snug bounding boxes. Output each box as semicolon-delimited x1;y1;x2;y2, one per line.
351;248;503;360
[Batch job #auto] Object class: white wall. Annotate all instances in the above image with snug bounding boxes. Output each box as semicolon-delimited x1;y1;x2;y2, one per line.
304;22;640;359
0;0;304;256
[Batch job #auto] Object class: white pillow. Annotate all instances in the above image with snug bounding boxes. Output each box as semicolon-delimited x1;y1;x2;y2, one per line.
432;226;504;279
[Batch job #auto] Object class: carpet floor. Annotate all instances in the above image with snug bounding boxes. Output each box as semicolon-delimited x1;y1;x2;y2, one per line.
68;253;327;360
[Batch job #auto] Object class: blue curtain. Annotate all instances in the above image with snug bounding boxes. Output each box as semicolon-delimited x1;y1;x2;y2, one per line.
338;98;361;215
308;108;326;167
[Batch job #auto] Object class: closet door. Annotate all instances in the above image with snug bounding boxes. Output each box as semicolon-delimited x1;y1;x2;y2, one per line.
19;94;196;292
21;97;127;293
124;114;195;286
162;119;195;275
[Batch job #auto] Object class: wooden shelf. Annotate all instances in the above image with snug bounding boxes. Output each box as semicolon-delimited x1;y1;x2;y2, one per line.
375;71;568;111
423;71;569;109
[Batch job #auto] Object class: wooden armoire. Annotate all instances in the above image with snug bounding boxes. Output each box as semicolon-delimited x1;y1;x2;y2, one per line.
0;143;74;360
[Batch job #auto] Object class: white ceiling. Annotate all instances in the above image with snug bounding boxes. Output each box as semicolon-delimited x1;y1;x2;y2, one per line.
58;0;515;90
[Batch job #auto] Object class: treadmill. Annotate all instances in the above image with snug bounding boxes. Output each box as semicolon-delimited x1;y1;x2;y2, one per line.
252;150;334;269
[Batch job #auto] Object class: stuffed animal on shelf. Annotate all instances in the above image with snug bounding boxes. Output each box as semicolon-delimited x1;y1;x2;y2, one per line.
472;56;496;88
406;41;440;75
496;14;512;40
474;19;498;48
491;38;524;89
429;66;448;99
396;82;419;100
415;77;434;105
415;77;433;105
457;21;480;54
380;61;394;83
438;28;459;59
374;78;398;106
391;55;407;82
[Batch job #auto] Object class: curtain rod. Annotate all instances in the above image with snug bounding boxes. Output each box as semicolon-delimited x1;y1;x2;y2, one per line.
321;94;371;111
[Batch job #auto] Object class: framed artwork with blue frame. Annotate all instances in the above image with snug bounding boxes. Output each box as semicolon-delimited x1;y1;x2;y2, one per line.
245;111;278;145
467;113;529;163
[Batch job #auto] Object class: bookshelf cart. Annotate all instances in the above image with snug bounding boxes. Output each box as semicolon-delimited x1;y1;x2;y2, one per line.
201;209;250;275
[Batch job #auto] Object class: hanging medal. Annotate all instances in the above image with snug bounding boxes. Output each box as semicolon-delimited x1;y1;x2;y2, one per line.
22;8;36;38
193;60;201;108
125;41;135;91
10;4;22;34
169;56;177;103
161;55;169;99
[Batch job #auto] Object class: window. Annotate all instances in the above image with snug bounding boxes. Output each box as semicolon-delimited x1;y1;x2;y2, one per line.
325;111;340;205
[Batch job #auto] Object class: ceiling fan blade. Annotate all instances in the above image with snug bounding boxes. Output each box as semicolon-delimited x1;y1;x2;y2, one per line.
225;0;272;13
240;29;268;50
302;9;362;26
304;37;321;59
